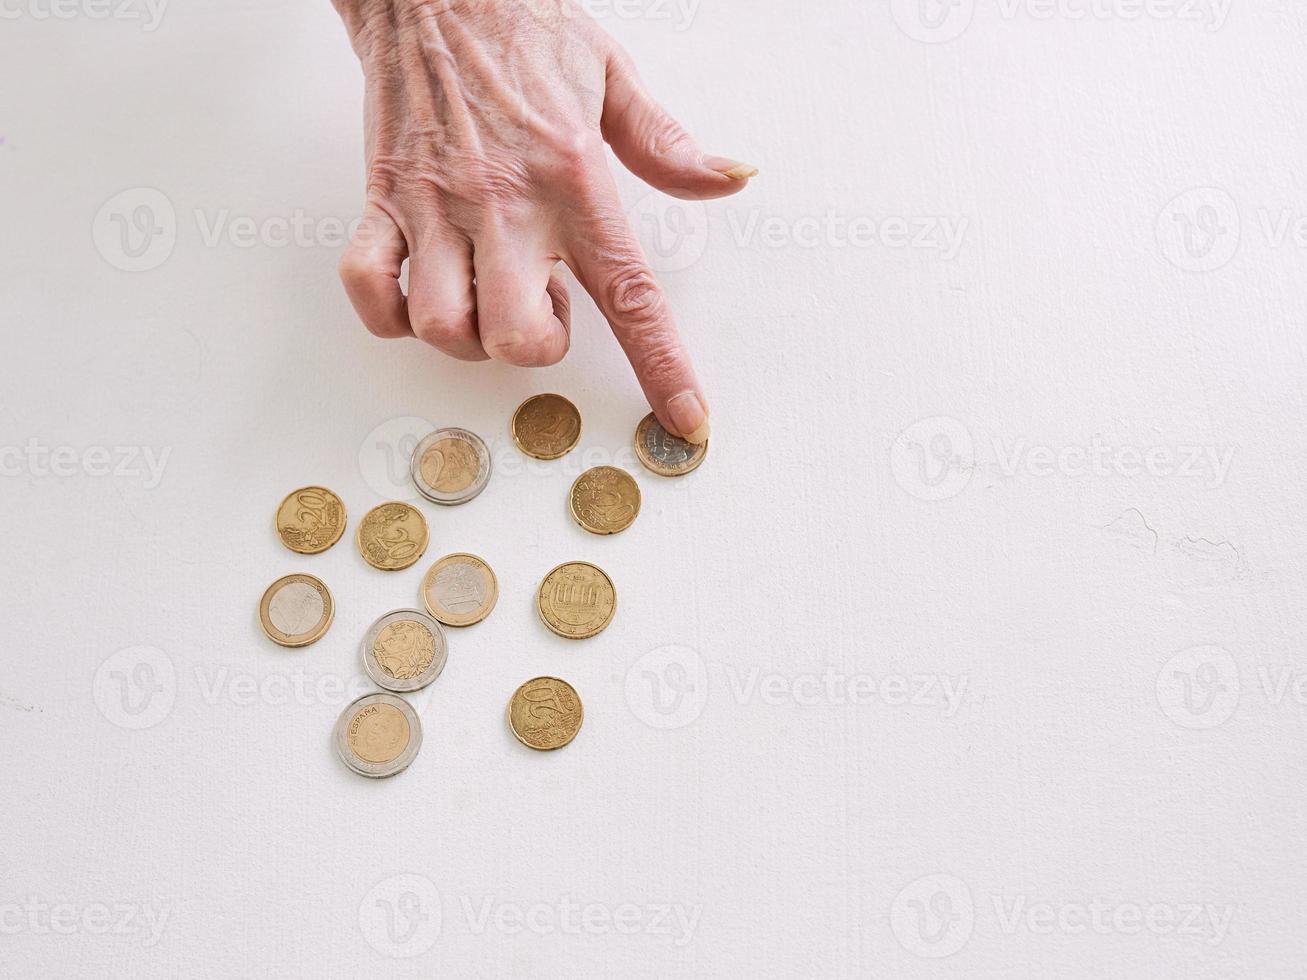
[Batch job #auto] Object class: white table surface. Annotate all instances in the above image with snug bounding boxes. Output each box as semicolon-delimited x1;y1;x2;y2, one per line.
3;1;1305;977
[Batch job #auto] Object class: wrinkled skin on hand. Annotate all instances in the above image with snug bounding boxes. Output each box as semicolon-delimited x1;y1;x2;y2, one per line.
331;0;755;442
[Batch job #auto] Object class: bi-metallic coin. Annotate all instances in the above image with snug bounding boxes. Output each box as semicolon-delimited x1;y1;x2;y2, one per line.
259;573;334;647
633;412;708;477
411;428;491;505
361;608;449;693
334;693;423;778
421;553;499;627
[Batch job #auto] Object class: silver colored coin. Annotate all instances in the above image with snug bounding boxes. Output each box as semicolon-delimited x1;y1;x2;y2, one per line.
421;553;498;627
361;608;449;693
634;412;707;477
267;581;325;636
334;692;423;779
410;427;491;505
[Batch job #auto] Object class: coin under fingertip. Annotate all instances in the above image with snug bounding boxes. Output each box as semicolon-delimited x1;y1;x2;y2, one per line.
634;413;708;477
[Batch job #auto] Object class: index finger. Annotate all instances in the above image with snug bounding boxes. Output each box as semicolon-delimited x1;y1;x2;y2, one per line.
563;185;710;444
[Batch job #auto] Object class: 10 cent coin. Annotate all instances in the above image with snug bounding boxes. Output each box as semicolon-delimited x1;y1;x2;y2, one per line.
275;486;347;554
536;561;616;639
411;428;491;505
259;573;334;647
512;394;582;460
334;693;423;778
568;466;641;535
421;553;499;627
362;609;449;693
357;501;429;571
508;677;584;750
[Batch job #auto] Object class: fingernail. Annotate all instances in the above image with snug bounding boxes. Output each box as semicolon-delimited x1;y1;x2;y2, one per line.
666;391;710;444
703;155;759;180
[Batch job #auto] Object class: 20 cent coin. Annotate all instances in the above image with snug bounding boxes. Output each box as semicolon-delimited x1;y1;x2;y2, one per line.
508;677;584;751
511;394;582;460
568;466;641;535
275;486;347;554
357;502;429;571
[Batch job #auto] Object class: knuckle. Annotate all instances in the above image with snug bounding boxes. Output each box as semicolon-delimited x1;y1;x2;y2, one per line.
548;281;572;326
364;157;406;203
444;158;515;202
484;328;558;367
604;264;667;330
641;113;693;161
361;319;398;340
337;249;370;287
539;127;605;187
412;308;475;348
372;152;519;211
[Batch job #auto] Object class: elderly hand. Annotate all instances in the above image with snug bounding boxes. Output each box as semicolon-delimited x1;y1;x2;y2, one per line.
331;0;756;444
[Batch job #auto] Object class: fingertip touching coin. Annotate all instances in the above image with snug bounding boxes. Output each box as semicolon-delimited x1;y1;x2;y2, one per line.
333;0;755;446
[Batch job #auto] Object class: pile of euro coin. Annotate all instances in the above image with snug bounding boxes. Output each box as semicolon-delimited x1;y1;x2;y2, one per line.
257;395;707;778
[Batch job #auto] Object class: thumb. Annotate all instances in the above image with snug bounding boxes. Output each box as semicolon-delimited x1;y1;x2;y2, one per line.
601;49;757;201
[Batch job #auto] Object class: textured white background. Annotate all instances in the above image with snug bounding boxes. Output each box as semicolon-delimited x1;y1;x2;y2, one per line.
2;0;1305;977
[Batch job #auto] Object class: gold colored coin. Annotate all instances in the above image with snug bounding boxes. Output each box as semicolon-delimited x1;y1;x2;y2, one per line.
421;553;499;627
259;573;334;647
508;677;584;751
536;561;616;639
633;412;708;477
275;486;347;554
356;502;429;571
511;393;582;460
568;466;641;535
